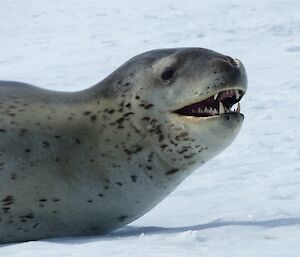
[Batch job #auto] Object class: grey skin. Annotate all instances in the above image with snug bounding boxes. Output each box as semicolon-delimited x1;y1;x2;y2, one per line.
0;48;247;243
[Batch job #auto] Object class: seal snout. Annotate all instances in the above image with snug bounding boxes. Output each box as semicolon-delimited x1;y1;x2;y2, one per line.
225;56;239;68
211;56;240;74
208;54;247;92
173;53;247;118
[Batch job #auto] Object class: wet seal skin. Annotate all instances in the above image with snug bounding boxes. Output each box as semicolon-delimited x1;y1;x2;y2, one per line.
0;48;247;243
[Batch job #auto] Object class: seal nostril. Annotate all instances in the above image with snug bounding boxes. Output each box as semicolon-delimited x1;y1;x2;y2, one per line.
225;56;238;67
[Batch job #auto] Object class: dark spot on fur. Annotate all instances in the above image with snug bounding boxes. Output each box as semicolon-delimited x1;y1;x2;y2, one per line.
20;213;34;220
2;196;14;205
177;148;188;154
123;112;134;117
139;102;154;109
25;148;31;153
124;144;142;155
98;193;104;197
104;108;115;114
42;141;50;148
87;200;93;203
2;207;10;213
76;138;81;144
116;182;123;186
84;111;92;116
131;175;137;183
160;144;168;149
148;152;154;162
32;223;39;228
19;128;28;135
90;115;97;122
135;95;140;100
0;129;6;132
165;168;180;175
175;132;189;141
114;117;124;128
118;215;128;221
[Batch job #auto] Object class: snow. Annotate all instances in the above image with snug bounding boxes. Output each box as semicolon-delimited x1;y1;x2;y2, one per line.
1;0;300;256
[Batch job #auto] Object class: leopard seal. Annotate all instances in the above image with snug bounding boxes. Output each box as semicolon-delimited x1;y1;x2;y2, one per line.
0;48;247;243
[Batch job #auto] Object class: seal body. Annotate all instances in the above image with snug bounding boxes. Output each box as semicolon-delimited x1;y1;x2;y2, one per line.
0;48;247;243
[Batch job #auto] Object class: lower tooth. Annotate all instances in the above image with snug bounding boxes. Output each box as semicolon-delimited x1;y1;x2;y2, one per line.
237;102;240;112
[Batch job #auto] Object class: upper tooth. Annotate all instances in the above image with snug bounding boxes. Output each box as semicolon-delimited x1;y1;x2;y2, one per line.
234;89;240;100
204;107;209;113
237;102;241;112
214;93;218;100
219;102;225;114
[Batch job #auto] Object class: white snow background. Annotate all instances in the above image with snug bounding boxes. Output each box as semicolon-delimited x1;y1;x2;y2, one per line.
1;0;300;256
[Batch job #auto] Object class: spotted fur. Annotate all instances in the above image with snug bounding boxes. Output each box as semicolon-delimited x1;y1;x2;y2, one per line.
0;48;247;243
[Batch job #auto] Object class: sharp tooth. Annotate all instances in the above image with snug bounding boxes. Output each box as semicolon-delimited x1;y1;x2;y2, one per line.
204;107;209;113
232;103;238;112
198;108;202;113
234;89;240;100
237;102;241;112
214;93;218;100
219;102;225;114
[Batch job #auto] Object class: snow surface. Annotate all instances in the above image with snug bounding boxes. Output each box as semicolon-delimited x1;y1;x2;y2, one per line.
1;0;300;256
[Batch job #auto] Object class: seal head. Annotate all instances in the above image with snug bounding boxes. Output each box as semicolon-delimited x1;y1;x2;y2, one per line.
91;47;247;179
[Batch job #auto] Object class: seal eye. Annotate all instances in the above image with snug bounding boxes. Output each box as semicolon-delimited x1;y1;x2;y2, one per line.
161;69;175;82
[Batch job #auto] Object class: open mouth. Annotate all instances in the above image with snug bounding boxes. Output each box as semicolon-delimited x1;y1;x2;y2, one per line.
174;89;245;117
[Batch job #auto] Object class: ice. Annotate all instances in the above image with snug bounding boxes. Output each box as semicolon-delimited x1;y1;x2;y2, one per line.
0;0;300;256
